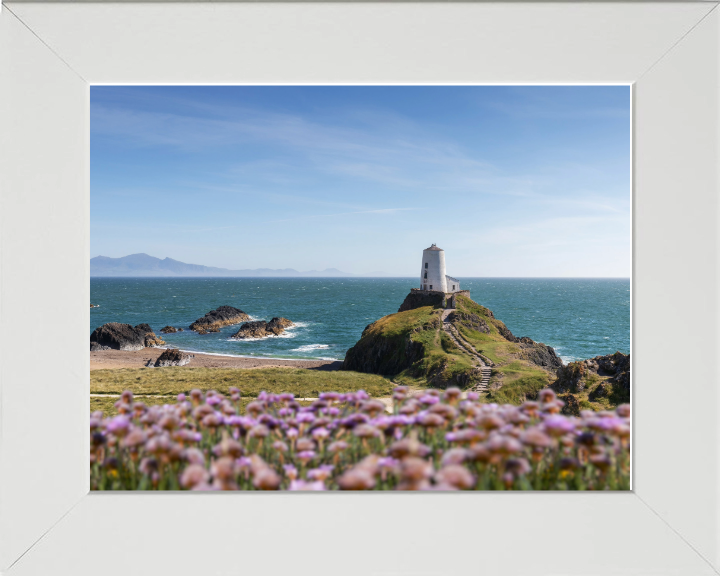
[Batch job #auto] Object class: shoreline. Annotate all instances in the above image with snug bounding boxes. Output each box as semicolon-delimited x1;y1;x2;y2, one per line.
90;348;343;371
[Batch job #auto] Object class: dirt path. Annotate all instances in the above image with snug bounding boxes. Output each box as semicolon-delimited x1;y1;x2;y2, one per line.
441;310;491;393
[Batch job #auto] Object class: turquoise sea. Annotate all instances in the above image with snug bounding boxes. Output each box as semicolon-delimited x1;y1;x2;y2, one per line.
90;278;630;364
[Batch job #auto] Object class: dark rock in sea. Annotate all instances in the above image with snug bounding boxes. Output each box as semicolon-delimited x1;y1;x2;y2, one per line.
90;322;146;351
134;323;153;334
160;326;178;334
154;348;193;367
189;306;250;332
231;317;294;339
90;304;99;308
267;317;293;332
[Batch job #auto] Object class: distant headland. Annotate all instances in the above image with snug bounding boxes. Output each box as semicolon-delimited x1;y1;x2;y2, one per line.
91;253;358;278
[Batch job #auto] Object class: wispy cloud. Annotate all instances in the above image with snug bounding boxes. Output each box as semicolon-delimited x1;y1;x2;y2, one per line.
262;207;422;225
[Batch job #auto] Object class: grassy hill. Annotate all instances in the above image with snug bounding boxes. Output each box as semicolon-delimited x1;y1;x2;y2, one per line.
343;293;562;404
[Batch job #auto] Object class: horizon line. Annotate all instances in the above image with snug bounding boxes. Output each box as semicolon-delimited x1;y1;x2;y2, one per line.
90;275;631;279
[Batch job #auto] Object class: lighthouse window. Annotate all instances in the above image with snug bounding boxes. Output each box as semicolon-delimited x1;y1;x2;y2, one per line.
453;285;455;290
429;285;433;290
424;263;428;269
424;272;427;279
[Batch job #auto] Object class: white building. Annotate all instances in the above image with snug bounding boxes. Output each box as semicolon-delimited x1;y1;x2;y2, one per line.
420;244;461;293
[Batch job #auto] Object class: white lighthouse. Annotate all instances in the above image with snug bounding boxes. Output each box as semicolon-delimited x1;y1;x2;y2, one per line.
420;244;460;293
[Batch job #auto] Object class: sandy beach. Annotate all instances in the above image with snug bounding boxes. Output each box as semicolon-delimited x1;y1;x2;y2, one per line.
90;348;343;371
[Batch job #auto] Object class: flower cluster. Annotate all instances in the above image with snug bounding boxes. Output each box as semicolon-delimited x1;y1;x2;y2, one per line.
91;387;630;491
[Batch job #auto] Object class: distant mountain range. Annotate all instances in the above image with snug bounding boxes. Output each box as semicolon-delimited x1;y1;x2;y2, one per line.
90;253;358;277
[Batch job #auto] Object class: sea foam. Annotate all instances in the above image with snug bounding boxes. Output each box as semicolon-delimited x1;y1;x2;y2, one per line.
291;344;330;352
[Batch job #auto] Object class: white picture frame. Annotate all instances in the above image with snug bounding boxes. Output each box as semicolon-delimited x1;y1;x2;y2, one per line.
1;2;718;575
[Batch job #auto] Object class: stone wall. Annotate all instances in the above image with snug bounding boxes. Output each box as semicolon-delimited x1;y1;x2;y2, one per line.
399;289;471;312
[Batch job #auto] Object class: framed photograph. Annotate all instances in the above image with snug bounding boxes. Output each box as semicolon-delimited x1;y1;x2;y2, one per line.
1;2;718;575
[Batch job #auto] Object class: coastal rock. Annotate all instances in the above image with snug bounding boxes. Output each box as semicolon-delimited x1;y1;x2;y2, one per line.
154;348;193;367
90;304;99;308
90;322;147;351
497;322;518;343
160;326;178;334
189;306;250;332
135;323;153;334
132;323;166;348
578;352;630;391
344;322;426;376
144;332;166;347
579;351;629;379
267;317;293;333
231;317;294;339
552;362;587;393
496;322;563;370
552;352;630;405
518;339;563;370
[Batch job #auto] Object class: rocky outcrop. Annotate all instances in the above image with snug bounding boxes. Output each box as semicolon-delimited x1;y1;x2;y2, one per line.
344;325;426;376
496;322;517;342
90;323;147;351
159;326;183;334
552;351;630;404
144;333;166;347
132;323;165;348
586;352;630;395
517;338;563;370
153;348;193;367
231;317;294;339
90;304;99;308
189;306;250;332
90;322;168;350
491;319;563;370
552;361;587;393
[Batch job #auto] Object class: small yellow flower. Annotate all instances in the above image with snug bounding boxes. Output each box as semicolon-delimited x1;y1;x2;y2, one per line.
108;469;119;478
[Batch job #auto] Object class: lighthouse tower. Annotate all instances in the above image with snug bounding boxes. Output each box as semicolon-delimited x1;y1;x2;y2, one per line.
420;244;448;292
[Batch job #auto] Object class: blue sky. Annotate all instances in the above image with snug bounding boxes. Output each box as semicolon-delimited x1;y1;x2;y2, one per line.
91;86;630;277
